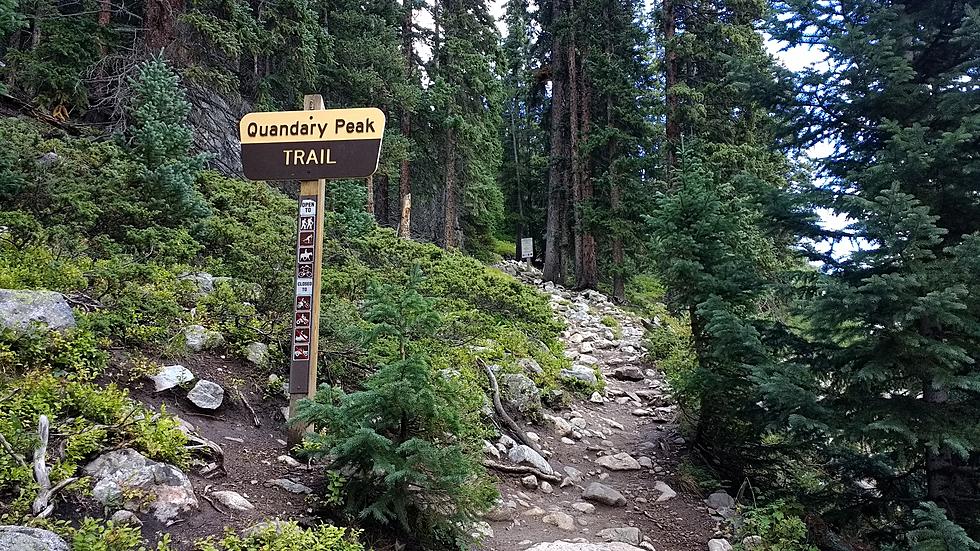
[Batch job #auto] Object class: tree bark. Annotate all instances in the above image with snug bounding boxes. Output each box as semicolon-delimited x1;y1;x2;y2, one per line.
375;173;389;225
398;0;413;238
365;175;375;215
542;0;569;283
576;54;597;289
146;0;184;50
662;0;679;174
443;126;458;249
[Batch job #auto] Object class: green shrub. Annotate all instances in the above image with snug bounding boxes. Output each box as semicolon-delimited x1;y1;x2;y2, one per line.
644;304;698;409
297;266;496;548
737;501;817;551
72;518;174;551
0;329;188;516
195;522;364;551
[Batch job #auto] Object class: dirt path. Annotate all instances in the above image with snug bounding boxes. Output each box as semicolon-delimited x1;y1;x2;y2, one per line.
485;261;720;551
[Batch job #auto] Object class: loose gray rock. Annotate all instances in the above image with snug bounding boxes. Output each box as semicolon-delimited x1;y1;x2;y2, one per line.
267;478;312;494
541;511;576;531
582;482;627;507
525;543;644;551
598;527;642;546
184;325;224;352
179;272;216;295
544;414;573;437
245;342;270;366
84;448;198;523
706;491;735;511
638;456;654;469
707;539;733;551
590;391;605;403
0;290;76;334
521;474;539;489
484;499;518;522
187;380;224;409
109;510;142;526
519;358;543;376
596;452;641;471
563;465;584;483
653;481;677;502
560;365;597;385
741;536;763;550
508;444;554;475
571;501;595;514
150;364;195;392
0;526;69;551
500;373;542;417
211;490;254;512
540;481;554;494
611;366;645;381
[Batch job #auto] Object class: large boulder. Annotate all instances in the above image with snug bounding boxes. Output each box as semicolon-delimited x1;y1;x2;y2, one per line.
582;482;627;507
560;365;598;385
84;448;198;523
525;543;643;551
186;380;224;409
149;365;194;392
183;325;224;352
0;526;68;551
507;444;554;475
611;366;645;382
0;290;76;333
596;452;641;471
500;373;542;417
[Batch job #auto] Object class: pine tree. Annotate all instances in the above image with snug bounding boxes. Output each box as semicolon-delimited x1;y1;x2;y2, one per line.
758;189;980;539
773;0;980;241
296;266;496;547
426;0;504;253
499;0;547;260
769;0;980;537
128;57;209;227
648;0;808;474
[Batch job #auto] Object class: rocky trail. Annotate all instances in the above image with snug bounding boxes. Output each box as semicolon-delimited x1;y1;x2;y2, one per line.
486;261;732;551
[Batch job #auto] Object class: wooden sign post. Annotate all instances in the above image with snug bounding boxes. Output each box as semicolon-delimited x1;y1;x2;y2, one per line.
239;96;386;447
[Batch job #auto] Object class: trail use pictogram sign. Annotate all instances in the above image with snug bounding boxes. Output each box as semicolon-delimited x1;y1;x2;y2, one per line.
239;96;386;447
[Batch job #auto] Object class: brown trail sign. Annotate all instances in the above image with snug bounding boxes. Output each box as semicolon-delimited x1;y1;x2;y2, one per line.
239;95;386;447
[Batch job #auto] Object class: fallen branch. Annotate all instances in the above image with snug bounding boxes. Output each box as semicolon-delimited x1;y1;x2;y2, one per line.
31;415;77;518
478;359;547;458
482;460;562;483
0;433;27;468
237;389;261;428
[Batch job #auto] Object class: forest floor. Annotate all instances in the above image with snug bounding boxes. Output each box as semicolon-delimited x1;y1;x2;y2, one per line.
485;262;720;551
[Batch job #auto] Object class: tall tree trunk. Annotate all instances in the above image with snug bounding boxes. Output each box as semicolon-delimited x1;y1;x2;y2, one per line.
375;173;389;225
568;24;582;286
365;175;375;215
146;0;183;50
398;0;413;238
608;98;624;301
662;0;679;174
543;0;569;283
512;106;526;260
576;55;598;289
443;127;458;249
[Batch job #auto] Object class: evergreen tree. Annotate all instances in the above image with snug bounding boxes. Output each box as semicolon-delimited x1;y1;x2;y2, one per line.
758;189;980;539
296;266;496;547
769;0;980;537
128;58;209;228
499;0;547;260
426;0;504;253
773;0;980;240
648;0;809;475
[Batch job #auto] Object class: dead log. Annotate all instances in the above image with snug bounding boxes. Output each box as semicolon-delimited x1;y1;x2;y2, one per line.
479;359;547;458
482;460;562;483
